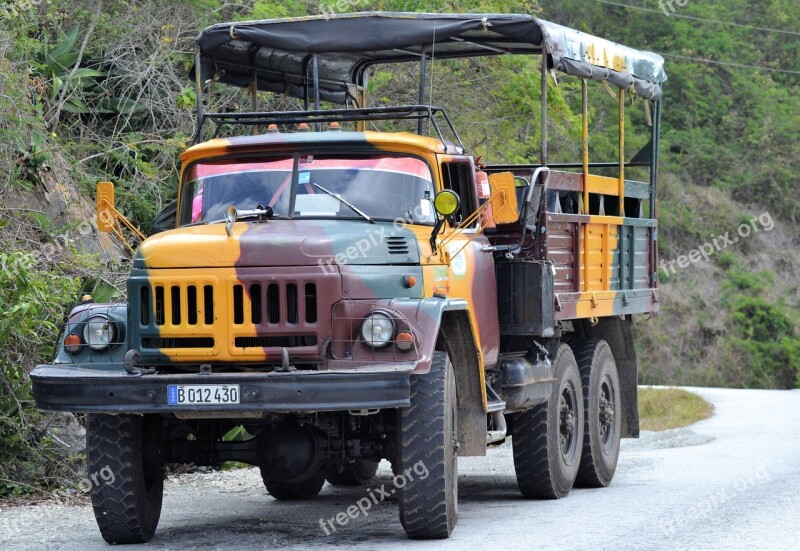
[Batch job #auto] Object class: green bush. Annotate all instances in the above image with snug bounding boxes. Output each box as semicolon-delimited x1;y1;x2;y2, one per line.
0;250;84;495
723;278;800;389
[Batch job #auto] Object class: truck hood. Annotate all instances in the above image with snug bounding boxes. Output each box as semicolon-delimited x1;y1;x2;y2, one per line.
134;219;420;269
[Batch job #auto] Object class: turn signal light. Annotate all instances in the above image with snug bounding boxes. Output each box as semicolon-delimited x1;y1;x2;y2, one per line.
404;275;417;288
396;332;414;352
64;334;82;354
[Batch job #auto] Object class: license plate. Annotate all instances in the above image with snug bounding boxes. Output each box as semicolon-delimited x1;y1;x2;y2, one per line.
167;384;240;405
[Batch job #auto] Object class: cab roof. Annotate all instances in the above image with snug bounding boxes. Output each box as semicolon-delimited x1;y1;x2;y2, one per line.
180;130;462;164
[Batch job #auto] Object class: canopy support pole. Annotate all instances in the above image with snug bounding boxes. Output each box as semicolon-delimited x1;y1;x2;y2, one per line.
540;54;548;166
649;100;661;218
194;49;204;143
250;71;258;135
418;53;427;134
581;78;590;294
618;88;625;216
313;54;321;131
581;79;589;213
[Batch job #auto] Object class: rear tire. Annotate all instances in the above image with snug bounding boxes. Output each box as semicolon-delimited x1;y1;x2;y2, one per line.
570;339;621;488
512;344;584;499
398;351;458;539
326;460;380;486
86;414;164;544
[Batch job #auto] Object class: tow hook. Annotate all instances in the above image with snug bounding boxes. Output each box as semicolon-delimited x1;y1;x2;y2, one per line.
275;347;297;373
123;349;156;376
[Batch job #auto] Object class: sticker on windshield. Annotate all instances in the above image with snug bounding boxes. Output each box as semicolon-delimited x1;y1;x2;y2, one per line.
295;194;339;215
419;199;432;218
298;172;311;184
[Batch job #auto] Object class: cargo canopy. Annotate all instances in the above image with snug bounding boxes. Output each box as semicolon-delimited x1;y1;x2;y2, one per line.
195;12;667;105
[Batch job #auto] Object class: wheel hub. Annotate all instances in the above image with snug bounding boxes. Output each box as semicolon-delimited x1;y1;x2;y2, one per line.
559;388;577;456
598;381;616;445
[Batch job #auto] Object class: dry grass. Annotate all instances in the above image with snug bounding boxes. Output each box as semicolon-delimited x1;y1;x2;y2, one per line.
638;387;713;431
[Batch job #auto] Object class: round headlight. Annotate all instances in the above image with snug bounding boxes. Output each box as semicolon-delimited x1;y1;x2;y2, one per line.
83;315;115;351
360;312;394;348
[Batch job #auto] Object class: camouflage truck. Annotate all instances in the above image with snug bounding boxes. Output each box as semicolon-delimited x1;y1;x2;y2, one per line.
31;13;666;543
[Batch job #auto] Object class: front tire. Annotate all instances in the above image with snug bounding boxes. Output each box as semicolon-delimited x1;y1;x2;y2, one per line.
512;344;584;499
86;414;164;544
397;351;458;539
571;339;621;488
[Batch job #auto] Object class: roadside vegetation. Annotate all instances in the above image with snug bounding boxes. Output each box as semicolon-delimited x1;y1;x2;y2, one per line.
0;0;797;495
638;388;714;431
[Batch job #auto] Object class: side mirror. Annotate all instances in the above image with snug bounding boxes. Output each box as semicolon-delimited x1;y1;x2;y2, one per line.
96;181;116;232
433;190;460;217
488;172;519;225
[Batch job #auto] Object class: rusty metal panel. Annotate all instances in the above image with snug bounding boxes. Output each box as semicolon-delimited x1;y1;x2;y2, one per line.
546;218;579;293
548;171;583;192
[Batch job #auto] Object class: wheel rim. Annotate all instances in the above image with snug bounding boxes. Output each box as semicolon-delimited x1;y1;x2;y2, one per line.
559;380;579;464
598;373;617;453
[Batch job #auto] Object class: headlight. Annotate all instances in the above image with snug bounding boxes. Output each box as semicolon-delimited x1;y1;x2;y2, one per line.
360;312;394;348
83;315;115;351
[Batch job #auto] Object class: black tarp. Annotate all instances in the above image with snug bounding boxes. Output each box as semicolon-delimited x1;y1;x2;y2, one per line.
196;12;666;103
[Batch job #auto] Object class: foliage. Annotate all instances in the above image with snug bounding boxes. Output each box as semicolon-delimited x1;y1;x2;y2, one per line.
723;273;800;389
0;249;84;495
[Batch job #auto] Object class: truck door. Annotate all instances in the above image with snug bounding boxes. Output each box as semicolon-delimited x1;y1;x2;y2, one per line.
437;157;500;370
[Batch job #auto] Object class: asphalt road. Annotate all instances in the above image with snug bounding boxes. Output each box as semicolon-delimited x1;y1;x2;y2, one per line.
2;387;799;551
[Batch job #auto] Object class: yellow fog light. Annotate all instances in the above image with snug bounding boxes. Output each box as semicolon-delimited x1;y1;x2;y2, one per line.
433;190;460;217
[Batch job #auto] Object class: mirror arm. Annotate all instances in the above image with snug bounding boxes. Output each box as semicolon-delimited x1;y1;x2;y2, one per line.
429;217;445;252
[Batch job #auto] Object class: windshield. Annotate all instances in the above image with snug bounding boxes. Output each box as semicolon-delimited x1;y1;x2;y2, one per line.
179;154;436;226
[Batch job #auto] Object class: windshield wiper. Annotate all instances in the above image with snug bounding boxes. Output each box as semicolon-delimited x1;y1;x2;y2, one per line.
312;183;374;223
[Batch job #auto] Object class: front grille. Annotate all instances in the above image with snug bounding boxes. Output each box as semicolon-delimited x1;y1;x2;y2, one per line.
233;282;317;326
142;337;215;349
149;284;214;327
234;335;316;348
134;271;331;357
386;236;410;255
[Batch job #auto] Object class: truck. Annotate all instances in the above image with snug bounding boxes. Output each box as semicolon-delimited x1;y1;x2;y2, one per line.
30;12;666;543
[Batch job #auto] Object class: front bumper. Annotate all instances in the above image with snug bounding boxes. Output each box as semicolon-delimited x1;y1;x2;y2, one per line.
30;364;413;414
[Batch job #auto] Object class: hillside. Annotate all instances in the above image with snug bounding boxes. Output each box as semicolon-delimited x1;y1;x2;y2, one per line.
0;0;797;495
